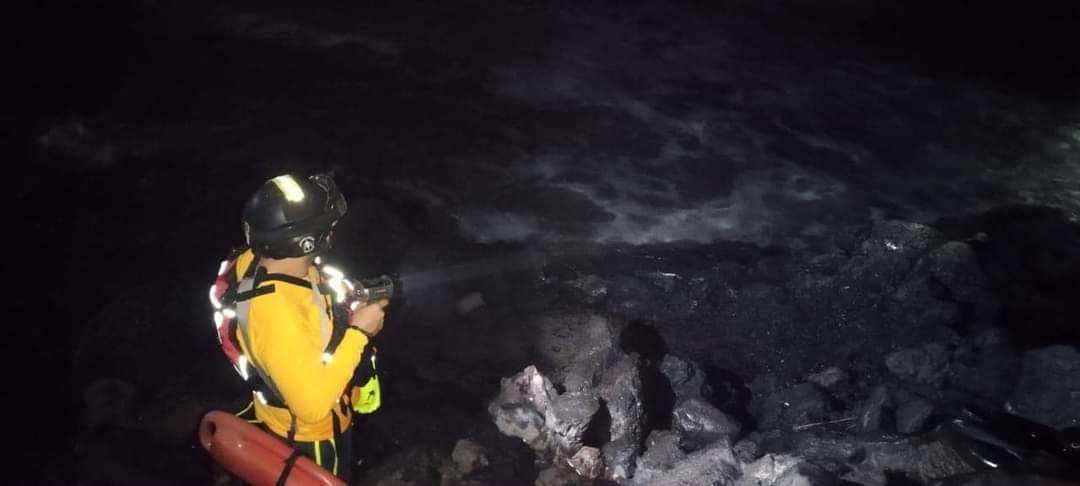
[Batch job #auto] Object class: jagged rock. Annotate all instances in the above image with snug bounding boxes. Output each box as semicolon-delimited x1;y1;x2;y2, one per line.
806;367;850;391
672;397;742;448
736;453;802;486
950;329;1021;407
839;465;886;486
569;446;603;479
750;378;829;430
843;220;943;289
548;391;602;454
599;354;644;481
660;355;710;402
895;397;934;435
603;437;638;483
733;437;761;463
1008;345;1080;430
530;313;615;393
921;241;999;322
489;365;609;464
858;385;890;433
885;343;950;388
635;442;740;486
450;439;488;477
633;430;686;484
891;274;963;328
535;464;591;486
772;462;841;486
83;378;136;429
857;438;976;483
489;366;557;452
891;240;1000;331
762;431;861;465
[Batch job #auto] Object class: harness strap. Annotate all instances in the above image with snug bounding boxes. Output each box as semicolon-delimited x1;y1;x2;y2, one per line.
312;279;331;349
236;267;289;407
276;449;304;486
286;414;298;446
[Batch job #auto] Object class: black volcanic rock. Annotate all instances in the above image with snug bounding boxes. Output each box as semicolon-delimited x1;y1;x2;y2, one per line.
885;343;951;388
895;397;934;435
857;385;891;433
1008;345;1080;430
672;397;742;449
600;354;645;482
660;355;710;403
750;377;829;430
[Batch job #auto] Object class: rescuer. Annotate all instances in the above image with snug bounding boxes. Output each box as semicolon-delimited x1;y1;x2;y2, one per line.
208;172;385;482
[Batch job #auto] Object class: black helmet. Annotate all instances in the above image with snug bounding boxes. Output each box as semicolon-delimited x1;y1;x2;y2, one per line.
241;173;347;258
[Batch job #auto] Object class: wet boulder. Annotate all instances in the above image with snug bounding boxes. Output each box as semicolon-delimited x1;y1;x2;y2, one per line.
737;456;841;486
660;355;710;403
923;242;998;317
851;438;976;484
449;439;489;477
535;463;592;486
603;437;639;484
569;446;603;479
842;220;943;291
949;329;1022;408
885;343;950;389
735;453;800;486
890;273;963;329
672;397;742;448
759;430;861;464
733;436;762;463
530;313;616;393
549;391;602;453
894;394;934;435
1008;345;1080;430
489;366;557;453
488;365;606;461
632;430;686;485
635;442;740;486
599;354;645;482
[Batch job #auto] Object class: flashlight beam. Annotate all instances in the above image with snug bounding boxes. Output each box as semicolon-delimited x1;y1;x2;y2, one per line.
397;249;548;293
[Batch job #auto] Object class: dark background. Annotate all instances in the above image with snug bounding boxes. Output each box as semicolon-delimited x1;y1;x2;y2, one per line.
8;0;1078;477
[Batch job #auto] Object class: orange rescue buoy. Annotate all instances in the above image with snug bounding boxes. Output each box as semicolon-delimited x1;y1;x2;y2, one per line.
199;410;345;486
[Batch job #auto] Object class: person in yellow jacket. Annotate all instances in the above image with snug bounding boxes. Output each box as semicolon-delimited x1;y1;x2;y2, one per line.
210;172;385;483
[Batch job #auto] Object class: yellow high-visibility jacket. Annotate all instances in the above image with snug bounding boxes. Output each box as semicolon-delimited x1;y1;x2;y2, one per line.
233;250;369;442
